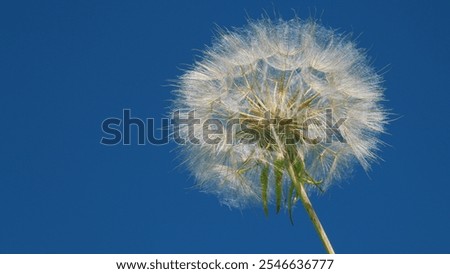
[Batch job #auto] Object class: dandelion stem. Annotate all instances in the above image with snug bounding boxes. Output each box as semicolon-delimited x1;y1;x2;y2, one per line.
286;162;335;254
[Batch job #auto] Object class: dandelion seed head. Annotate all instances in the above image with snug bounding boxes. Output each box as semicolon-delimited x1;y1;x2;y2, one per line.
173;18;387;209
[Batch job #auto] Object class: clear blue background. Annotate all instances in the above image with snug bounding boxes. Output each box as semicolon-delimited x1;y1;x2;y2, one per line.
1;0;449;253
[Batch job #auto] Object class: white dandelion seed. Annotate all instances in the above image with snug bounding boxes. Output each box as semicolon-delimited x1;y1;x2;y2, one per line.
172;17;387;253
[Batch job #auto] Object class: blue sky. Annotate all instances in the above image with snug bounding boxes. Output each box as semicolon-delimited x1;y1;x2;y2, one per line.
1;0;449;253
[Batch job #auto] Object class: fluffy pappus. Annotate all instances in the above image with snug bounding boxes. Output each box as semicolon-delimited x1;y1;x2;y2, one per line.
172;17;387;213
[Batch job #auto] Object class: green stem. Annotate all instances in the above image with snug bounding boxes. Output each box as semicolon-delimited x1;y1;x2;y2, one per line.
286;162;335;254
